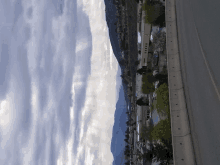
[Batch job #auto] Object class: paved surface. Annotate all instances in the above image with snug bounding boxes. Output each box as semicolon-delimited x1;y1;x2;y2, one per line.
176;0;220;164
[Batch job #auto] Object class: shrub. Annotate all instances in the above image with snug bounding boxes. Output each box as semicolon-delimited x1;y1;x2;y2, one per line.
150;118;171;142
155;83;169;116
142;0;165;25
142;73;155;94
140;125;151;141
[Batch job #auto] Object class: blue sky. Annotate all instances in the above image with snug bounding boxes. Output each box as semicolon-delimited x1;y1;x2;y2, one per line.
0;0;122;164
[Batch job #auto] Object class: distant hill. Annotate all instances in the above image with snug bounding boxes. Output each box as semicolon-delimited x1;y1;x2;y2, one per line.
103;0;133;164
103;0;131;105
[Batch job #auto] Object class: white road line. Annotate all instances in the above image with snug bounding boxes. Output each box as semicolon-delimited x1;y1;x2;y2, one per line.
193;20;220;102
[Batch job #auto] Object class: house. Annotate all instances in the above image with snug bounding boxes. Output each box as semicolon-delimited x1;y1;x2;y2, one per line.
139;105;151;126
140;2;152;67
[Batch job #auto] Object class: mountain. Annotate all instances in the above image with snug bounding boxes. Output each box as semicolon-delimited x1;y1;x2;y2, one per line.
103;0;131;104
103;0;124;68
111;85;128;165
103;0;132;164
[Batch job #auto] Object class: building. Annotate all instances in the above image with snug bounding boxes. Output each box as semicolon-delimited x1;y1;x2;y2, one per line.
138;43;141;52
140;0;152;67
142;106;151;123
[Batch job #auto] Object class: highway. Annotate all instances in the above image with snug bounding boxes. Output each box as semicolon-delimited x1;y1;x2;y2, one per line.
175;0;220;164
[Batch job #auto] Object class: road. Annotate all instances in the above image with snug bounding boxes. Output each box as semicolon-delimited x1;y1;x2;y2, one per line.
175;0;220;164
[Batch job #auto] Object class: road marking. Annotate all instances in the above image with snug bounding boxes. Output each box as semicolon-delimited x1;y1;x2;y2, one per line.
193;22;220;102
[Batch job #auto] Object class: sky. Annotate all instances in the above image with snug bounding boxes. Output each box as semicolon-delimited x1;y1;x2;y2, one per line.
0;0;122;165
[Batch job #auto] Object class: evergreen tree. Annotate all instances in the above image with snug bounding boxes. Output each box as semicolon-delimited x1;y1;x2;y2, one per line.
136;97;149;106
151;138;173;165
137;67;152;75
124;161;130;165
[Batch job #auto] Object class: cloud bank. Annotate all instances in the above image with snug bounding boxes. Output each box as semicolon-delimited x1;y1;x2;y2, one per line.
0;0;120;164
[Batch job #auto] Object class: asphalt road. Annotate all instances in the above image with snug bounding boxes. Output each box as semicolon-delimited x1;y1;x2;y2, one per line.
175;0;220;164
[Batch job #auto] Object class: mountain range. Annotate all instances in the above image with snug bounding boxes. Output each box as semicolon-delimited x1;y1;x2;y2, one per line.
103;0;133;164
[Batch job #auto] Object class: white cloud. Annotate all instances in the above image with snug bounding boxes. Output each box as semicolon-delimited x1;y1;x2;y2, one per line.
0;0;119;165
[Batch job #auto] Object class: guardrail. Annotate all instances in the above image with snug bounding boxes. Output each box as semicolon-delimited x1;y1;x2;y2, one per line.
166;0;196;164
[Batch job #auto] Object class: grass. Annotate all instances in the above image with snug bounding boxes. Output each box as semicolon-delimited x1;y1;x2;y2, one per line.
141;82;172;145
155;83;169;116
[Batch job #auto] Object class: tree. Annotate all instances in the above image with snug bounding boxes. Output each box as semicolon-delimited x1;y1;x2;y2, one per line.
150;138;173;165
126;111;130;115
155;74;168;88
134;138;173;165
125;127;129;133
137;67;152;75
148;43;154;54
124;138;129;144
140;123;154;142
121;0;126;6
121;75;129;85
151;12;165;28
142;72;156;94
133;0;140;3
130;122;136;126
119;59;126;66
149;40;152;46
136;97;149;106
145;72;157;83
121;39;127;50
135;60;140;66
124;149;130;158
127;71;131;77
124;161;130;165
142;0;165;24
126;120;130;126
155;83;169;115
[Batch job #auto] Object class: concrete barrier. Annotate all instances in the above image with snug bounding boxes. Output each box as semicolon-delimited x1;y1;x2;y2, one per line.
166;0;175;6
168;71;183;89
171;109;190;136
166;6;176;22
172;135;195;165
166;22;178;38
167;37;179;54
166;0;196;164
169;89;186;110
167;53;181;72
